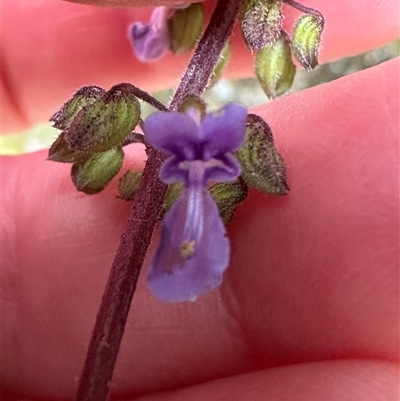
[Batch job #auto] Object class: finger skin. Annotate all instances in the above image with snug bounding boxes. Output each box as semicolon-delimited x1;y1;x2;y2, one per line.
1;0;399;132
1;59;398;400
134;360;400;401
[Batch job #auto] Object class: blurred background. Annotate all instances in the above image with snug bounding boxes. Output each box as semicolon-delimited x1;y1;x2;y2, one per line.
1;39;398;155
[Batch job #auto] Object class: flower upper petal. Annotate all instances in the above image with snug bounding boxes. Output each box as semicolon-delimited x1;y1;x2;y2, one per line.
159;155;188;184
147;188;230;302
204;153;241;184
201;103;247;158
144;111;201;160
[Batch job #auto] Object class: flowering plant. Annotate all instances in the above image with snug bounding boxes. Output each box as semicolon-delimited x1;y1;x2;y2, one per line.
44;0;324;399
144;103;247;302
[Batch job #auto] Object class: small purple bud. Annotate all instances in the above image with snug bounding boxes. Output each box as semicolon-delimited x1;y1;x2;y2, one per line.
128;7;171;62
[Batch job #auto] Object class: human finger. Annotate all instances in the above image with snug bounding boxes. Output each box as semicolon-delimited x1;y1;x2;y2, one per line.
1;58;398;399
2;0;399;132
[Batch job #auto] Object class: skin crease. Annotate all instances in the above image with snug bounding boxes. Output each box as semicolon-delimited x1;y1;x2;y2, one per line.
1;0;399;400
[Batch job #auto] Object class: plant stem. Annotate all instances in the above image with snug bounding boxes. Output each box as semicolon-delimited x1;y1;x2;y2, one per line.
283;0;324;19
75;1;242;400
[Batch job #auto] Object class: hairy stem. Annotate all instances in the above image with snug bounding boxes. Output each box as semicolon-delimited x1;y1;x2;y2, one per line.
283;0;323;18
128;84;168;111
75;1;242;400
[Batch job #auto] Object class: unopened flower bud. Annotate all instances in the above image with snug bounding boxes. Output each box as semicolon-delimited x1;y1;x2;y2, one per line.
291;12;324;70
241;0;283;51
64;83;140;153
129;7;171;62
236;114;289;195
71;148;124;195
255;31;296;99
168;3;205;55
210;180;248;225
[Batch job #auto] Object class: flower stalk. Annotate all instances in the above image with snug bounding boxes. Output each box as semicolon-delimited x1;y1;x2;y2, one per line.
75;0;243;400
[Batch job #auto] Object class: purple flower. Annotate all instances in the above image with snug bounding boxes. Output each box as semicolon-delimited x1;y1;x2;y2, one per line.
144;103;248;302
128;7;172;62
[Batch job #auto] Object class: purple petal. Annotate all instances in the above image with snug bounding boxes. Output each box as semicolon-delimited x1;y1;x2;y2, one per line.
159;155;189;184
147;187;229;302
201;103;247;158
204;153;241;184
144;112;202;159
128;22;169;62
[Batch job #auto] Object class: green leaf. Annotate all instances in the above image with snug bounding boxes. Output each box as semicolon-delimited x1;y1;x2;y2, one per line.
71;147;124;194
168;3;205;55
237;114;289;195
50;86;105;130
64;83;141;152
210;180;248;225
240;0;283;50
291;13;325;70
255;31;296;99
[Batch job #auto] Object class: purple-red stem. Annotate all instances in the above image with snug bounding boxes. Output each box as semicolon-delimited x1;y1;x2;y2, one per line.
75;1;243;400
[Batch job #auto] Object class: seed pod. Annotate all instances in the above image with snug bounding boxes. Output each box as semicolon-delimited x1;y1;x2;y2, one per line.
168;3;205;55
64;83;140;153
241;0;283;51
71;148;124;194
255;31;296;99
237;114;289;195
291;13;324;70
210;179;248;225
118;170;142;201
50;86;105;130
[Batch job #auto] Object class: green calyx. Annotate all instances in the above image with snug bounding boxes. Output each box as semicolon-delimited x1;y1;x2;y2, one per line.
71;148;124;195
63;83;140;153
210;180;249;225
292;13;324;70
237;114;289;195
168;3;205;55
118;170;142;201
50;86;105;130
241;0;283;50
255;31;296;99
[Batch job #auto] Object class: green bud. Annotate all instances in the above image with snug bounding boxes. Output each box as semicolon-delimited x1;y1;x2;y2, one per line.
208;41;231;88
168;3;205;55
47;132;90;163
117;170;142;201
237;114;289;195
178;95;207;118
255;31;296;99
50;86;105;130
291;13;324;70
210;180;248;225
71;148;124;195
64;83;140;153
241;0;283;50
160;182;183;219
